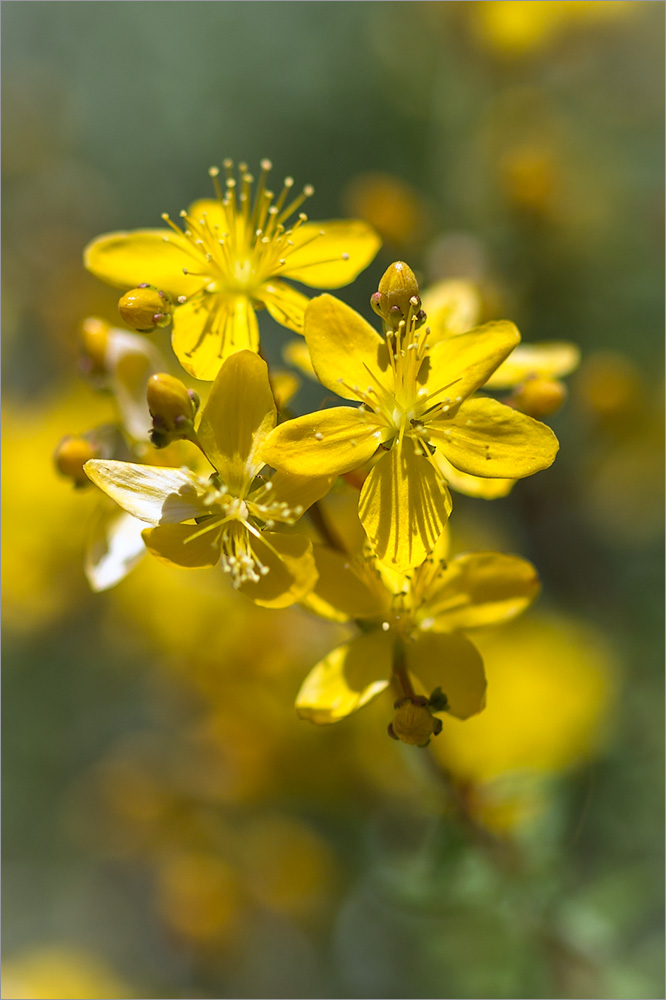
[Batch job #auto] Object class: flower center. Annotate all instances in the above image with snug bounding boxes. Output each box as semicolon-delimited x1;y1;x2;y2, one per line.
160;159;332;301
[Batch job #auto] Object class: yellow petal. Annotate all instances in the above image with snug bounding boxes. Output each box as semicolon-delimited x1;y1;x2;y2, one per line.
85;502;146;592
425;321;520;408
358;438;452;571
433;451;515;499
263;406;386;477
304;294;393;402
485;341;581;389
421;279;482;342
249;470;333;525
237;531;317;608
301;546;389;622
84;460;212;524
198;351;276;493
295;630;393;724
407;632;486;720
283;339;316;380
172;294;260;381
261;280;311;334
269;370;301;410
84;229;201;299
430;397;559;479
187;198;226;230
280;220;381;289
142;522;221;568
419;553;540;631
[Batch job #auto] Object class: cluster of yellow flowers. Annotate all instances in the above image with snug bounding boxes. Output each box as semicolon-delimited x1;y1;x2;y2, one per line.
56;159;579;749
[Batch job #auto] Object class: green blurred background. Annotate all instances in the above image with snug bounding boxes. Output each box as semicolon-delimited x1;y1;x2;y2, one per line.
2;3;664;998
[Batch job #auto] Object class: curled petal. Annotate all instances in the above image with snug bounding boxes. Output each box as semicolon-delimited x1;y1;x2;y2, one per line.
84;229;201;299
172;295;259;381
85;502;146;592
85;460;212;525
280;220;381;289
429;396;559;479
105;330;164;441
263;406;388;478
358;438;452;571
407;632;487;720
296;630;393;724
419;553;540;632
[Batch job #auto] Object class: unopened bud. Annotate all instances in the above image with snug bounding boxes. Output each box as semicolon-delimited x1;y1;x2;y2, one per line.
54;435;100;488
387;695;443;748
372;261;423;330
510;377;566;418
119;285;173;333
80;317;111;378
146;373;199;448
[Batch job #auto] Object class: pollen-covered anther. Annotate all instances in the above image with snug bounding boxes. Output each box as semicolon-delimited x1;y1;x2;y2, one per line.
388;695;443;747
219;527;268;587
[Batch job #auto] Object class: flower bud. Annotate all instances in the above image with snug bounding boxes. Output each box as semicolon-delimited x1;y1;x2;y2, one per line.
388;695;443;747
80;317;111;378
118;285;173;333
372;261;423;330
54;435;100;488
146;373;199;448
511;377;567;419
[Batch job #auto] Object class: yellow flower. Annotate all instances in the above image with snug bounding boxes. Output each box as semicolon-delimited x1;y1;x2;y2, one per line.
263;286;559;569
85;351;331;607
84;159;381;380
296;533;540;742
430;613;616;832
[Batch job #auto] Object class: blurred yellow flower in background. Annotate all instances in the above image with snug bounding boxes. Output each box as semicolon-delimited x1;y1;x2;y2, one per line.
342;171;431;250
471;1;635;56
432;613;616;832
2;388;115;630
1;945;133;1000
